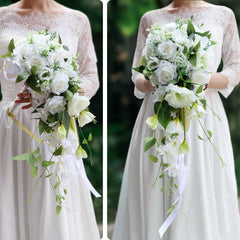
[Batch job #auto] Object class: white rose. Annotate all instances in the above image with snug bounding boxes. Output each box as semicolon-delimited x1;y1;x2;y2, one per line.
51;72;69;95
147;57;159;70
25;57;43;72
68;94;90;117
165;84;197;108
142;38;154;60
197;49;214;70
157;41;177;60
78;111;95;127
172;51;190;69
187;103;206;121
154;61;177;85
45;96;65;115
163;22;177;32
190;70;211;85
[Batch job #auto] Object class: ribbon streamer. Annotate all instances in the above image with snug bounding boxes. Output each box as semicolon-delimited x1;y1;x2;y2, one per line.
7;110;43;144
158;154;187;238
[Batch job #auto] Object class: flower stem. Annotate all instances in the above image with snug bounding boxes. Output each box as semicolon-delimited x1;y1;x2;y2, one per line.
198;120;226;166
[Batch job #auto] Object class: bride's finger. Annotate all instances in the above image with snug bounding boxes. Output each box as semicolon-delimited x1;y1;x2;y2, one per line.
22;104;32;109
17;92;29;98
15;98;31;103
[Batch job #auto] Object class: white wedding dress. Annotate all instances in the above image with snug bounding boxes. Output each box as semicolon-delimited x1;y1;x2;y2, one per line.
0;5;100;240
113;3;240;240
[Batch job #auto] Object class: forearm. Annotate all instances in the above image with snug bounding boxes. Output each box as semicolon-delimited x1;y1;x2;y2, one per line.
208;72;229;89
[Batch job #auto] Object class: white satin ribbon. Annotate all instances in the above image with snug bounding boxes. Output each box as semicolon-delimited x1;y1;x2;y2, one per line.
159;154;186;238
63;153;101;198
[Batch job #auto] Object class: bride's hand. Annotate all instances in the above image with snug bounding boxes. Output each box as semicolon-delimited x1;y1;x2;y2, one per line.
135;77;156;93
15;88;32;110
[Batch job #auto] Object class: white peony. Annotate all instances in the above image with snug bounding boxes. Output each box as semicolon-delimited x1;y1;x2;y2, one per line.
157;41;177;60
158;141;179;165
190;70;211;85
154;61;177;85
165;84;197;108
51;72;69;95
68;94;90;117
166;118;184;136
78;111;95;127
45;96;65;115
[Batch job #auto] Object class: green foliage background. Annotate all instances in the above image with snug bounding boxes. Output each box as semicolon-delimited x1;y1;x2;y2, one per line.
108;0;240;223
0;0;103;223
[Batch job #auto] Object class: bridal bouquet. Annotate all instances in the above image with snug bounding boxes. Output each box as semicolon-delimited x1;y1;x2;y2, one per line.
2;30;99;215
134;18;221;237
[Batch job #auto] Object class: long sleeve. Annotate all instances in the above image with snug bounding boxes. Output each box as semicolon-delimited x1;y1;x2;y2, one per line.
77;16;99;100
219;9;240;98
131;14;149;99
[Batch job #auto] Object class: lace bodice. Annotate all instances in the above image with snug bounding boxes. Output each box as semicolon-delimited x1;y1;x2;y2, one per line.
132;3;240;99
0;6;99;101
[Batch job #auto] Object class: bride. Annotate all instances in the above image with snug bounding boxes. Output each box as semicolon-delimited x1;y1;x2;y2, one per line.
113;1;240;239
0;0;100;239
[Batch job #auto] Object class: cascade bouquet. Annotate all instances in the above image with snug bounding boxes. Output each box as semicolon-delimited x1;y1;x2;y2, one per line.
2;30;99;215
134;18;222;236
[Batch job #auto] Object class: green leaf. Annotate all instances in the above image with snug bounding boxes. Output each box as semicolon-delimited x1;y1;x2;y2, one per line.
41;161;55;167
132;65;145;74
27;153;36;169
198;135;206;141
149;155;158;163
142;56;147;67
144;137;156;152
1;52;11;58
53;146;63;156
63;90;73;101
58;35;62;44
88;133;93;141
30;166;38;179
26;75;41;93
159;172;167;178
161;186;166;192
169;79;179;85
30;65;40;75
189;54;197;67
187;20;195;36
63;110;70;137
54;182;60;189
16;72;30;83
82;139;88;144
64;189;67;195
200;99;207;110
157;101;171;129
207;130;212;139
47;114;58;123
174;184;178;189
56;205;62;216
8;39;15;53
196;85;203;94
162;163;170;168
39;120;50;135
45;173;53;178
12;153;29;161
63;45;69;51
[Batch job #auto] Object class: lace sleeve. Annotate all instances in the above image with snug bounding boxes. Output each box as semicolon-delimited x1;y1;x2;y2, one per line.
131;14;149;99
219;9;240;98
77;15;99;100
